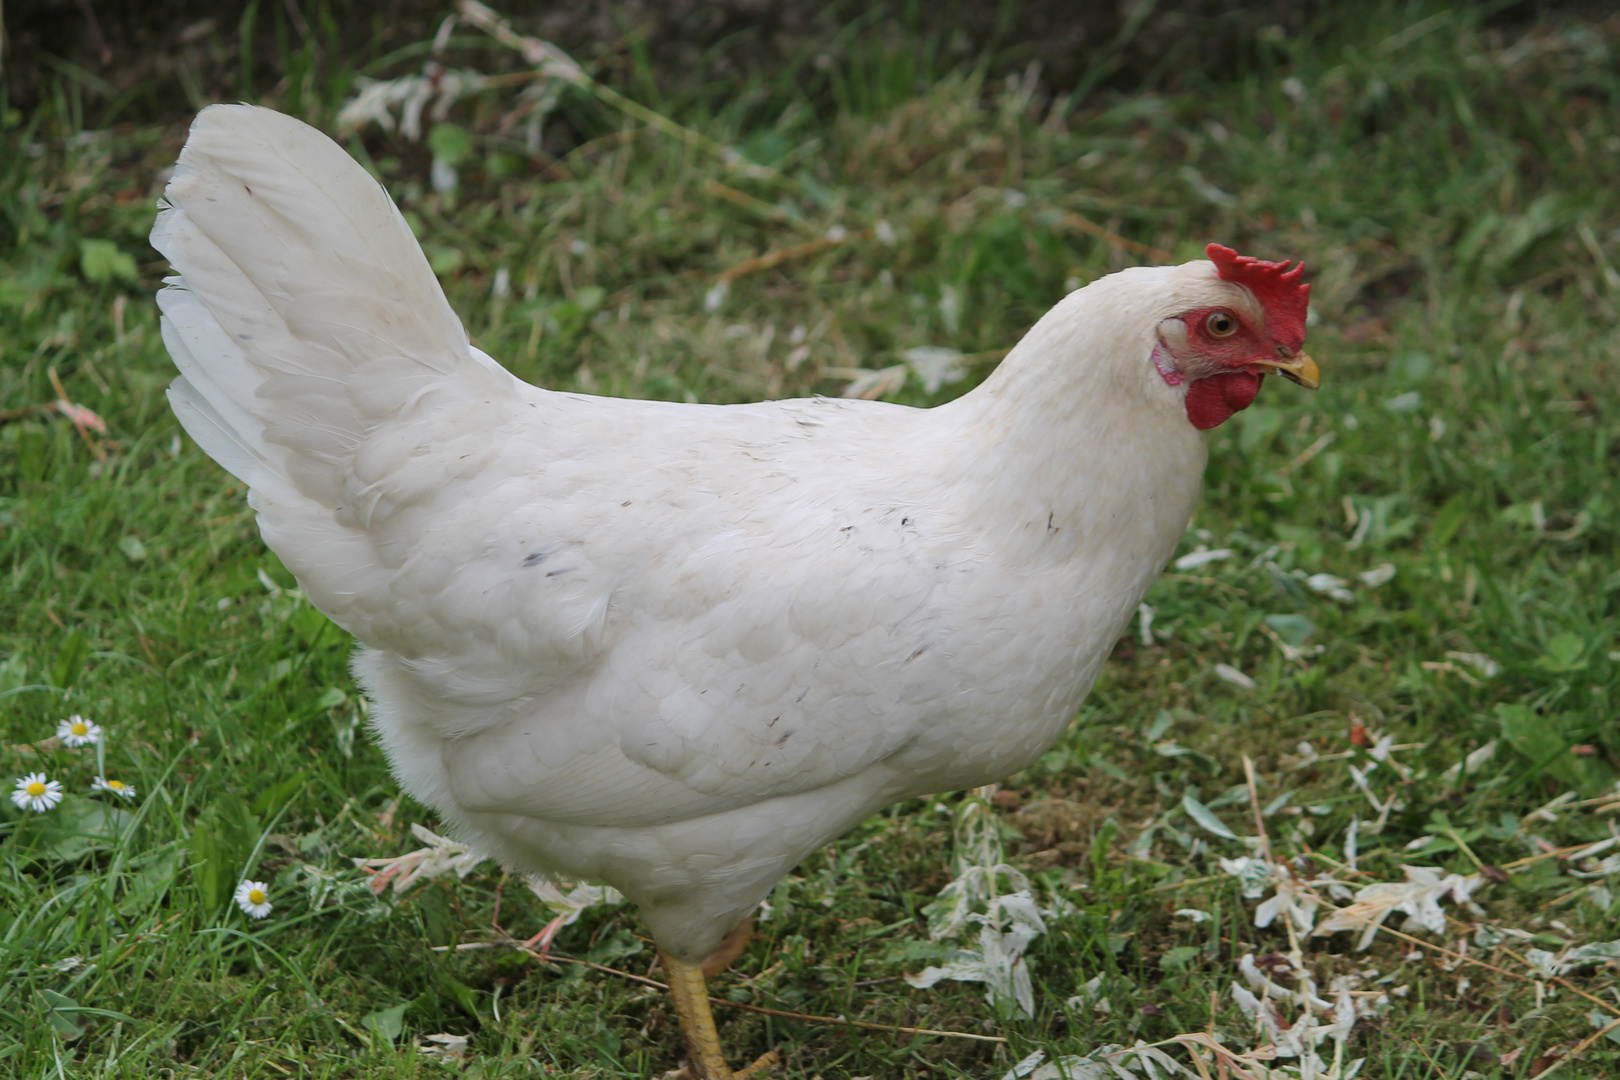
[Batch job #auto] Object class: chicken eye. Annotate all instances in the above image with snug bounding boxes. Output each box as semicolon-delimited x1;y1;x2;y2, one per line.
1206;312;1238;338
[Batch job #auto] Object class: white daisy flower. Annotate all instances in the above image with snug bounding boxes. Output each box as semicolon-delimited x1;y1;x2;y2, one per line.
56;715;103;748
11;773;64;812
91;776;137;800
234;879;273;919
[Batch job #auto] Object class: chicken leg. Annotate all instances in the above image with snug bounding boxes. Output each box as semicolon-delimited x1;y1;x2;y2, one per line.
661;948;734;1079
701;916;755;979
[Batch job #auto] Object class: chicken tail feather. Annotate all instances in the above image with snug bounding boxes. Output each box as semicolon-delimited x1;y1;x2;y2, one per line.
150;103;509;511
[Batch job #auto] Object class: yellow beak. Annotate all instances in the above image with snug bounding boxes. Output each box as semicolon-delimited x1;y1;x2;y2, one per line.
1250;351;1320;390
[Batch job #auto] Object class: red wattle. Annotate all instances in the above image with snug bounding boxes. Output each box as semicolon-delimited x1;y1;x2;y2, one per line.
1185;371;1263;429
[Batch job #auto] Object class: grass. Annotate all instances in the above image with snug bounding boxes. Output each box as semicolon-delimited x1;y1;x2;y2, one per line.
2;2;1618;1076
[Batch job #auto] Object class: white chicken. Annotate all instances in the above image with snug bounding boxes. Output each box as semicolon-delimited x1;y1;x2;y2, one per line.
153;105;1317;1077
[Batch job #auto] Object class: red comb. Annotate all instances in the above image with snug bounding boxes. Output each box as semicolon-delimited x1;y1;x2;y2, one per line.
1205;243;1310;349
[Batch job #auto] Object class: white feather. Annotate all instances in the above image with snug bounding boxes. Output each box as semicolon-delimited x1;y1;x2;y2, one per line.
153;104;1276;961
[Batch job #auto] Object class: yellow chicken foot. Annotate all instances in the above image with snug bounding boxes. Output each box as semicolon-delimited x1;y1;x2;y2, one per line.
737;1050;780;1077
701;916;755;979
661;948;735;1080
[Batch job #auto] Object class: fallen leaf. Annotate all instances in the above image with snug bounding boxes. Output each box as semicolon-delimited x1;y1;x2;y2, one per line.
1359;563;1396;587
56;400;107;433
839;364;907;400
1174;547;1234;570
902;347;967;393
420;1032;470;1062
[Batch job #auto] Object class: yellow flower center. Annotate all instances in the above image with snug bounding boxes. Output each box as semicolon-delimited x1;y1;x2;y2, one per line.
248;889;266;905
108;780;125;790
71;722;88;736
26;782;45;797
